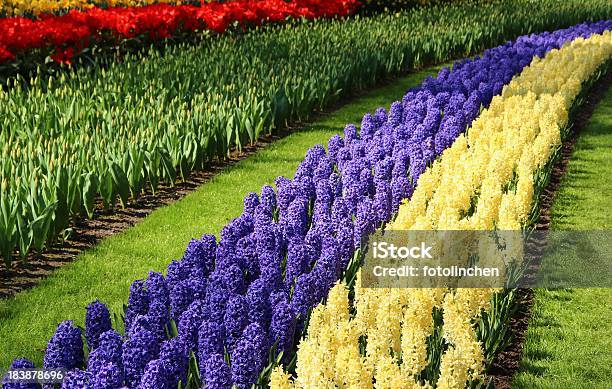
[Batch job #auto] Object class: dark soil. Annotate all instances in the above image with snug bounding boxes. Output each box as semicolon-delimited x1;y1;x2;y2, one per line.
486;71;612;388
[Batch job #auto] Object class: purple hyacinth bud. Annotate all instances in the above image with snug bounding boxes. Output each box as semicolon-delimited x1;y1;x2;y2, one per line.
343;124;358;144
354;198;374;247
269;298;296;362
275;177;294;212
145;299;170;342
313;155;333;182
219;264;245;294
183;234;216;276
85;300;112;352
283;198;309;239
388;101;403;126
203;280;229;323
374;157;394;184
177;299;206;350
284;241;311;288
373;107;387;127
243;192;260;215
360;113;376;139
3;358;37;389
260;185;277;213
290;273;316;317
202;354;231;389
246;278;272;328
392;177;414;214
125;280;149;333
198;321;226;361
373;181;392;225
44;321;84;370
61;369;91;388
138;359;173;389
231;323;268;388
146;271;169;308
157;337;189;387
88;329;123;376
90;361;122;389
327;134;344;163
122;324;160;387
224;294;249;348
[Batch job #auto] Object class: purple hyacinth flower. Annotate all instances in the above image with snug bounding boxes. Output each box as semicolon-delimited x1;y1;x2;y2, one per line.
170;276;206;320
373;107;387;127
290;273;316;317
246;278;272;328
260;185;277;213
125;280;149;334
146;271;169;308
157;337;189;387
243;192;260;215
360;113;376;139
61;369;91;389
230;323;268;388
89;361;123;389
202;354;231;389
327;134;344;163
198;321;226;361
87;331;124;388
343;124;358;144
137;359;173;389
177;299;206;350
85;300;112;352
122;320;160;387
183;234;216;276
3;358;37;389
203;280;229;323
44;321;84;370
224;294;249;348
388;101;403;127
269;298;296;362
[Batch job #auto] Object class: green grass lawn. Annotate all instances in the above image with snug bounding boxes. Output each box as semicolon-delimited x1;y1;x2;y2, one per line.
0;66;443;368
512;87;612;388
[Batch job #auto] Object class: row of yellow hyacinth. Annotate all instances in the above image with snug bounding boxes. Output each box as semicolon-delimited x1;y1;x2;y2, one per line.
270;31;612;388
0;0;194;17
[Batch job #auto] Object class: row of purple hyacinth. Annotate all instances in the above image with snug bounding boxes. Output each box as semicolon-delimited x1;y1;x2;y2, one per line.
6;20;612;389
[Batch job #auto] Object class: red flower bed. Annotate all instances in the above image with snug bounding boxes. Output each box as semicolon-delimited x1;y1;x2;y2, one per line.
0;0;360;65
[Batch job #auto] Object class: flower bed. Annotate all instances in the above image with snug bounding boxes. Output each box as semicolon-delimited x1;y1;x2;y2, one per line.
0;0;360;64
5;20;610;389
271;27;612;388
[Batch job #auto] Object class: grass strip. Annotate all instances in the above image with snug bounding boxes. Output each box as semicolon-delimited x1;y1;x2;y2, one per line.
512;85;612;389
